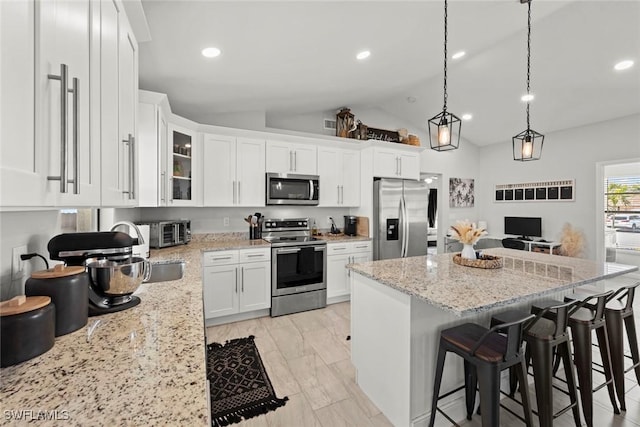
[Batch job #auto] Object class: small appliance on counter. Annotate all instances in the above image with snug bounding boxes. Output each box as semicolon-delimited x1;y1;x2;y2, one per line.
48;229;151;316
135;219;191;248
344;216;358;236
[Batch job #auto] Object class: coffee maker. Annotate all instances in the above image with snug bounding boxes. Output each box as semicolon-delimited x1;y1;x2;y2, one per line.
344;216;358;236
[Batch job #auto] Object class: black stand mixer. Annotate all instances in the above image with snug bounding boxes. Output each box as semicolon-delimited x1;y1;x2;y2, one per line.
48;228;149;316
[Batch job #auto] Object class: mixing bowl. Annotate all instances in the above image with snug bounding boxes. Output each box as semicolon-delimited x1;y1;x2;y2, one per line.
85;257;151;296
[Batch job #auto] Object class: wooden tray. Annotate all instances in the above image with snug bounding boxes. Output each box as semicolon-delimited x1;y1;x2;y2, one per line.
453;254;503;269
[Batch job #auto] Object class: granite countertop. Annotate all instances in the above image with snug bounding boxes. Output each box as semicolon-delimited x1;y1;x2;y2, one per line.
0;234;268;426
347;247;638;317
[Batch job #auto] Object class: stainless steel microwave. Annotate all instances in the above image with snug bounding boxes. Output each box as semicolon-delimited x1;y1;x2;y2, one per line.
266;173;319;206
136;220;191;248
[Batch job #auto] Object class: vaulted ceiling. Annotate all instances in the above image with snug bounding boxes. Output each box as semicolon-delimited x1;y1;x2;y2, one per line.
138;1;640;146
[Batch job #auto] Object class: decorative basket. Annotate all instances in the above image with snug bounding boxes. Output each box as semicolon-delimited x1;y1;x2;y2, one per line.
406;134;420;146
453;254;503;269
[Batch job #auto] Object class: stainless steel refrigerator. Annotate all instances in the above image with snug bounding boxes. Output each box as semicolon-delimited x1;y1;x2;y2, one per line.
373;178;429;260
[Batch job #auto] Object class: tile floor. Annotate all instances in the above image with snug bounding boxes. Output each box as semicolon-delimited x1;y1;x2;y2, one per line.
206;288;640;426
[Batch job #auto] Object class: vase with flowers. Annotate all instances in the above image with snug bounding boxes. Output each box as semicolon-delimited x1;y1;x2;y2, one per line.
450;220;487;260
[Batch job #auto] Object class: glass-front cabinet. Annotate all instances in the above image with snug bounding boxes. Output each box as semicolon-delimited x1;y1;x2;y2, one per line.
168;124;200;206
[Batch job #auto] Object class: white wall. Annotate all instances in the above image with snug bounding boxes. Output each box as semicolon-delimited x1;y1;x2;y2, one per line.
478;113;640;260
0;211;62;300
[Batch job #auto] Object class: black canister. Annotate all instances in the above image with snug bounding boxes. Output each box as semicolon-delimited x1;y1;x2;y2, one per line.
25;265;88;336
0;296;55;367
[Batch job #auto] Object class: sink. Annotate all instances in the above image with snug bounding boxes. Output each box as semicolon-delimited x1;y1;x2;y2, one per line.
146;260;186;283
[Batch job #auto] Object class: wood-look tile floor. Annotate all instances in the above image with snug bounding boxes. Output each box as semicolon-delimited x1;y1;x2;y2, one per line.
206;297;640;426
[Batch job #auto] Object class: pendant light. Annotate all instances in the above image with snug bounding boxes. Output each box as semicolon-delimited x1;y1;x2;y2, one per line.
428;0;461;151
513;0;544;161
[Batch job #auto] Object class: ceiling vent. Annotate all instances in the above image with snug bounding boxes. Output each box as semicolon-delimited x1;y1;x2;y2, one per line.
323;118;337;131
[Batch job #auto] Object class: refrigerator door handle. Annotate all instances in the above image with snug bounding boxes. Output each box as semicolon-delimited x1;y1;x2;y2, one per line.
400;196;408;257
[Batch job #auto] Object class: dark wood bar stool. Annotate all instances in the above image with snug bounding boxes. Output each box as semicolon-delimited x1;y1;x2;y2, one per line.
491;300;581;427
549;290;620;427
603;282;640;411
428;314;535;427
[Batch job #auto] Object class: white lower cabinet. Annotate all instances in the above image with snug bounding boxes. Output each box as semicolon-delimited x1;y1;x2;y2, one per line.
203;248;271;320
326;241;372;302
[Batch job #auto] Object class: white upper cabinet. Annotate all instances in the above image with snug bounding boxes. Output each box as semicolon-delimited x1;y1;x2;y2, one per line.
317;146;360;207
100;0;138;207
266;140;317;175
203;134;265;207
168;124;200;206
372;147;420;180
137;100;168;207
1;0;101;207
0;1;39;206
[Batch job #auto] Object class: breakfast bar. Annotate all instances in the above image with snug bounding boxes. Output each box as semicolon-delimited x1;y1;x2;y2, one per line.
347;248;638;427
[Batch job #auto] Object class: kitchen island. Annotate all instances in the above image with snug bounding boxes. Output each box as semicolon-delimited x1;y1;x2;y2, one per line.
0;236;269;426
347;248;638;427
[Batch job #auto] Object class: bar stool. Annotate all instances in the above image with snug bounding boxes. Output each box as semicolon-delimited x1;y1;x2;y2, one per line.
491;300;581;427
550;290;620;427
603;282;640;411
428;314;534;427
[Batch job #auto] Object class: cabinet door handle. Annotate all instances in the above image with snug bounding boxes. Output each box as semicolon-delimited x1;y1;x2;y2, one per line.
122;134;135;199
161;171;166;203
232;181;236;204
333;247;347;251
47;63;69;193
340;185;344;204
241;267;244;292
294;151;297;172
235;269;239;293
211;255;233;261
289;151;293;171
337;185;340;204
129;135;136;199
246;254;263;258
238;181;241;204
399;157;402;176
69;77;79;194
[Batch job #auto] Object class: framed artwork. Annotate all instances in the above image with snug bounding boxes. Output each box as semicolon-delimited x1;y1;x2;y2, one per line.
495;180;575;203
449;178;475;208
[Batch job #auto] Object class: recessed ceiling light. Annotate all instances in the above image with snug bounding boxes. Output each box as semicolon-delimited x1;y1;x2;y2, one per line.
356;50;371;60
407;96;417;103
521;94;534;102
201;47;221;58
461;113;472;121
614;60;634;71
425;178;433;184
452;51;466;60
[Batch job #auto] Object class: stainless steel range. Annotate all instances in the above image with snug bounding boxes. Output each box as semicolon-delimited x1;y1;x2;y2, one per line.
262;218;327;317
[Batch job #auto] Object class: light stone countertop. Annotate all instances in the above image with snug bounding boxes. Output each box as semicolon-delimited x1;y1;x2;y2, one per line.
0;235;269;426
347;247;638;316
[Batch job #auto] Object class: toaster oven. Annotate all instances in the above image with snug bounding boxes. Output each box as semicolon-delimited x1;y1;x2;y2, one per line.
136;220;191;248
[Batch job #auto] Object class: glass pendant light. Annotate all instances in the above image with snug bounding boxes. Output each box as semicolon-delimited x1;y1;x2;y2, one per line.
428;0;461;151
513;0;544;161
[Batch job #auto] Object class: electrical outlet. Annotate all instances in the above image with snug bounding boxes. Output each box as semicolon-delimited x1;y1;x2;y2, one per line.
223;217;230;227
11;245;27;280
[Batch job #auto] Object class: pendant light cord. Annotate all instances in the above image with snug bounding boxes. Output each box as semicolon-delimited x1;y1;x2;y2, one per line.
526;0;531;131
443;0;448;112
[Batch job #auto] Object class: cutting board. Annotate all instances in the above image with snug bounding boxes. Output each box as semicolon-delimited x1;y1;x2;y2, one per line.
356;217;369;237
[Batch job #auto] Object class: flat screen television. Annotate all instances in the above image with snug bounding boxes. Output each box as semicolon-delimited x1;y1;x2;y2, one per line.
504;216;542;239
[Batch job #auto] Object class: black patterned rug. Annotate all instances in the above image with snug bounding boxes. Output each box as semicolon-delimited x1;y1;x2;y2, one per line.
206;335;288;426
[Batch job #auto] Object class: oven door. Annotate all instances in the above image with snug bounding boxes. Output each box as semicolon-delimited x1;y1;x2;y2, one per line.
272;245;326;296
266;173;319;205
